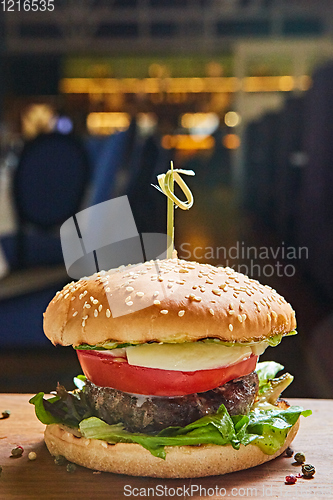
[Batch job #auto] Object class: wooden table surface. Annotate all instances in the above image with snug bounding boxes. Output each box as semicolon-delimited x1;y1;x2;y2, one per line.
0;395;332;500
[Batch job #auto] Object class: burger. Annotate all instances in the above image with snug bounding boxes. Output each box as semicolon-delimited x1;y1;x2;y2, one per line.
30;258;310;478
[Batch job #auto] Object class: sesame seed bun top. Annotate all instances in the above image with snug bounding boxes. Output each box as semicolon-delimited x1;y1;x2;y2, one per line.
43;259;296;347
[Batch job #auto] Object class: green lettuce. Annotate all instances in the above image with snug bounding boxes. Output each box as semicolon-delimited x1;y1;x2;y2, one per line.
73;332;298;351
79;404;311;458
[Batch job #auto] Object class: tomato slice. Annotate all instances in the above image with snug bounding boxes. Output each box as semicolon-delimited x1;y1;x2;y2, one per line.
77;350;258;397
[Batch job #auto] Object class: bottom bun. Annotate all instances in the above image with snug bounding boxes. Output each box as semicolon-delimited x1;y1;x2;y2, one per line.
44;419;300;478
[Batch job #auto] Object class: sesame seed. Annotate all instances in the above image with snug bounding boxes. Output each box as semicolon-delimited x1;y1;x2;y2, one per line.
82;315;88;320
229;324;233;331
90;296;94;302
229;302;234;309
71;296;76;301
237;314;243;323
242;314;247;321
154;300;161;305
239;304;244;311
192;285;198;289
219;284;227;290
82;320;86;327
267;313;271;321
125;296;132;303
98;304;103;312
209;308;214;315
105;287;111;293
126;301;133;306
126;287;134;292
206;279;213;284
271;311;278;319
240;298;245;303
228;310;234;315
153;291;159;297
106;309;111;318
193;296;202;302
167;283;173;288
178;310;185;317
64;293;70;299
136;292;144;297
160;310;168;314
92;299;98;305
94;310;98;317
212;289;221;296
179;268;189;273
73;311;78;317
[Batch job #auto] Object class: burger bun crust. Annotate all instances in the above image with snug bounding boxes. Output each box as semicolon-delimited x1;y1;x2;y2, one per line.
44;259;296;347
44;418;300;478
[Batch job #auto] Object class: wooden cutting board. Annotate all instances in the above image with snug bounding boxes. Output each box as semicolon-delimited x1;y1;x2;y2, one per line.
0;395;331;500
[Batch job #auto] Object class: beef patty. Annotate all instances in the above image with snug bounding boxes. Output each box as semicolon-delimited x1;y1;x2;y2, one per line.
84;371;259;433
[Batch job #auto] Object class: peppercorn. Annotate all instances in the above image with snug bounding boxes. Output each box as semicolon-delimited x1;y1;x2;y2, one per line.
1;410;10;419
285;474;297;485
11;446;23;458
294;452;306;464
66;463;77;473
285;446;294;457
54;455;67;466
28;451;37;461
302;464;316;478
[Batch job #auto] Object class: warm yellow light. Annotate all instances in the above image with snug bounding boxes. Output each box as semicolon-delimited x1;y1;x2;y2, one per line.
162;134;215;150
224;111;241;127
60;75;310;95
223;134;240;149
21;104;55;139
86;112;130;135
181;113;218;129
279;76;294;92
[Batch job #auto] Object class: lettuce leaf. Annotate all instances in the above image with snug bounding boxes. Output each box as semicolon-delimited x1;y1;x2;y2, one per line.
79;404;311;458
256;361;284;389
74;332;297;351
29;382;94;428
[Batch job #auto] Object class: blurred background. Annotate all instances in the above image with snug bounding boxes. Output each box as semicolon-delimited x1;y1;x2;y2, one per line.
0;0;333;398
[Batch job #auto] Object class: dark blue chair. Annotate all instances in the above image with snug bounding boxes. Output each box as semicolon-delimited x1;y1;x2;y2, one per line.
0;132;90;348
12;132;90;269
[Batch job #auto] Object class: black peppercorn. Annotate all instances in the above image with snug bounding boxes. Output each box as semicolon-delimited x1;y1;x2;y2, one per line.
285;447;294;457
294;452;306;464
54;455;67;466
302;464;316;478
66;463;77;473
